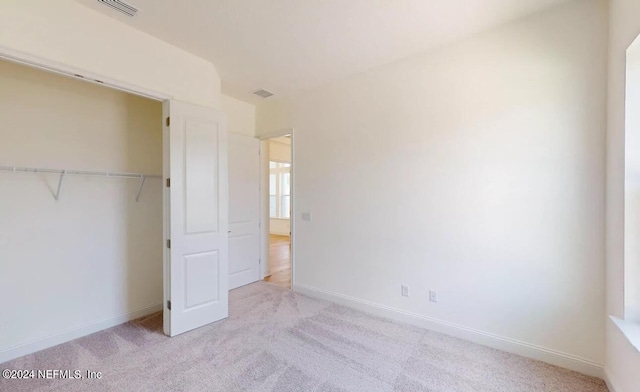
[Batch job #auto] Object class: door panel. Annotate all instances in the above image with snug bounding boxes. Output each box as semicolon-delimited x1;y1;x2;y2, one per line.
229;133;260;289
184;119;219;234
163;100;228;337
184;251;219;308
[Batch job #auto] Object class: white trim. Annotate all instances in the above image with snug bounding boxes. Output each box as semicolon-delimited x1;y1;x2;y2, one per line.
0;302;162;365
269;161;291;219
293;284;604;379
0;45;170;102
259;140;270;279
610;316;640;353
258;128;295;140
269;158;291;164
289;130;296;287
604;370;619;392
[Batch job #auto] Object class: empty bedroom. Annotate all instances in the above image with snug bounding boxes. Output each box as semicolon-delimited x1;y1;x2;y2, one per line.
1;0;639;391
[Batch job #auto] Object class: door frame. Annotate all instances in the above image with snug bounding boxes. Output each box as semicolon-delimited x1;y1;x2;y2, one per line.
258;128;295;288
0;46;170;102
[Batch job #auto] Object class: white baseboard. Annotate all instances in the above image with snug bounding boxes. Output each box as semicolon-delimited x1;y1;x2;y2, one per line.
293;284;604;379
0;302;162;365
604;370;619;392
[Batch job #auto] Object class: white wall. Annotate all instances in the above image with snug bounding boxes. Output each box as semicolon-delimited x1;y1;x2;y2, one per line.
257;0;608;376
607;0;640;390
0;0;220;109
222;95;256;137
0;60;163;363
624;45;640;323
270;219;291;236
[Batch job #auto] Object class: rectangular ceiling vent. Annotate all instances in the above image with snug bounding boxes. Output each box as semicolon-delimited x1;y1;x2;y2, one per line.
253;89;274;99
97;0;138;17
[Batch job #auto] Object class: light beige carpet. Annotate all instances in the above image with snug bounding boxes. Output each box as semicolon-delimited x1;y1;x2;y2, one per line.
1;282;608;392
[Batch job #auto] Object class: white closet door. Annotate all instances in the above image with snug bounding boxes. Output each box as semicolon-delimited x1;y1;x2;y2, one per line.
163;100;229;337
228;133;260;290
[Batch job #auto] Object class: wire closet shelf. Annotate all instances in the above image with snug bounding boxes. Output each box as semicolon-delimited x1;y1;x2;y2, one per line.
0;165;162;202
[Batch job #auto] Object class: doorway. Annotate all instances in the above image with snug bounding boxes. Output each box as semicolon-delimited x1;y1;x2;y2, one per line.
262;133;293;289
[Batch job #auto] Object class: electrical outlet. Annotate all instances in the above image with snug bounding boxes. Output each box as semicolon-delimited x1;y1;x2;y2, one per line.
401;285;410;297
429;290;438;303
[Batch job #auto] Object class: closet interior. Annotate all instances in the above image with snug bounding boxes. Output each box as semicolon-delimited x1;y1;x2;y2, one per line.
0;58;164;360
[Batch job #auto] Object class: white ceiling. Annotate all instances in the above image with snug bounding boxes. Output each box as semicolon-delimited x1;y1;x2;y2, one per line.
76;0;574;104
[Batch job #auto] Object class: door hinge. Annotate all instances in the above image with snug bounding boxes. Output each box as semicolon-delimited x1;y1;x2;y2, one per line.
166;178;170;188
166;239;171;249
167;300;171;310
166;117;170;126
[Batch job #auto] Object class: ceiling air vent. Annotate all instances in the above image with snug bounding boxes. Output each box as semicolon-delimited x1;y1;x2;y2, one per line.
97;0;138;17
253;89;274;99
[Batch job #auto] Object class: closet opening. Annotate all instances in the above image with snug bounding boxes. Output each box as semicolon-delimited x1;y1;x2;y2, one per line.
0;57;165;362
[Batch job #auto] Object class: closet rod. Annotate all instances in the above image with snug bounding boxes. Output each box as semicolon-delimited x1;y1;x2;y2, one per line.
0;165;161;201
0;165;161;179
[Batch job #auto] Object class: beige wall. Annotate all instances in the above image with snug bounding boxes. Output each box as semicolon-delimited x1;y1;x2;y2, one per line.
222;95;256;137
257;100;293;136
606;0;640;390
269;139;292;163
270;219;291;236
0;60;163;362
257;0;608;376
0;0;220;108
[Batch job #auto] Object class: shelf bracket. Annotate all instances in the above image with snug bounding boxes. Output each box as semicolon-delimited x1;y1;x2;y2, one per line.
135;174;147;202
54;170;66;200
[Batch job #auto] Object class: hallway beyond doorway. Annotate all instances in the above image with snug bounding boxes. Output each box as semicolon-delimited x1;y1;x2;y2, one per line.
264;234;291;289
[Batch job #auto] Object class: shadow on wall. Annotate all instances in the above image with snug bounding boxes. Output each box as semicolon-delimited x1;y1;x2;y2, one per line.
624;36;640;322
123;94;164;318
